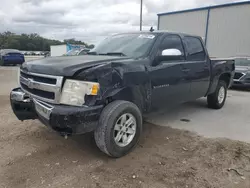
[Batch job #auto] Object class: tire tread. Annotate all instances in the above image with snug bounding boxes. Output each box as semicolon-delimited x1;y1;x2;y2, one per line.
207;80;227;109
94;100;142;157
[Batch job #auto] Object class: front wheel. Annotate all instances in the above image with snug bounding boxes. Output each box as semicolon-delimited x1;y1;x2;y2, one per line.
94;100;142;158
207;80;227;109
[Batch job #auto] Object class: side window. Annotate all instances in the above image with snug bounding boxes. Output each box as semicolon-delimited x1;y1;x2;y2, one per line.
184;37;206;61
160;35;185;56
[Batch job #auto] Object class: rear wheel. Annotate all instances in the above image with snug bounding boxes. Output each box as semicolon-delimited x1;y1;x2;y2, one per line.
94;100;142;158
207;80;227;109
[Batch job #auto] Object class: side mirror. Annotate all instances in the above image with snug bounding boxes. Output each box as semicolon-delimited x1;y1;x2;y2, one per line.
155;49;183;65
161;49;182;56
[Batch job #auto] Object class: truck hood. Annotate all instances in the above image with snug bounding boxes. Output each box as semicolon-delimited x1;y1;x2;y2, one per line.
21;55;130;76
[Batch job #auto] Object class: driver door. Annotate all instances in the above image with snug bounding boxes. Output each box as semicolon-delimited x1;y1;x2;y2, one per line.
149;34;191;110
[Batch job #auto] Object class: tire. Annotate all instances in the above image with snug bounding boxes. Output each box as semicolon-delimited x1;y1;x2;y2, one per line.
94;100;142;158
207;80;227;109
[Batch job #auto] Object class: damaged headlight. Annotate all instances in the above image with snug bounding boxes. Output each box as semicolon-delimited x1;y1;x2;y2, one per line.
60;79;99;106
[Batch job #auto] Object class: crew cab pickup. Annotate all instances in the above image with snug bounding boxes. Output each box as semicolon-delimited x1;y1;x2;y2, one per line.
10;31;235;157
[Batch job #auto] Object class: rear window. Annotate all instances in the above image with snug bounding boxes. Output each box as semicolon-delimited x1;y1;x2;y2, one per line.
184;37;205;61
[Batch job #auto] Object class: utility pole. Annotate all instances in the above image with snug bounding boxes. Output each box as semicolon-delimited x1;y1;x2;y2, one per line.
140;0;143;31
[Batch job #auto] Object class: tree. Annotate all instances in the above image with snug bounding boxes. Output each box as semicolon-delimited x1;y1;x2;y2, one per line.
64;38;86;46
0;31;94;51
26;43;36;51
7;39;21;49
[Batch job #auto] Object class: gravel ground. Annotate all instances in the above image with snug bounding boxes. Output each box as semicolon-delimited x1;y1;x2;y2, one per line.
0;95;250;188
0;67;250;188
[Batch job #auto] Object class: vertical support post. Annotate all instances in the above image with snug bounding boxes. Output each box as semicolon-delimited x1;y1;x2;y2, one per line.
140;0;143;31
205;8;211;46
157;16;160;30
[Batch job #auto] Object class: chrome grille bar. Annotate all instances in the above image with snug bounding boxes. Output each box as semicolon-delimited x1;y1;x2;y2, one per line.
20;76;59;92
19;69;63;104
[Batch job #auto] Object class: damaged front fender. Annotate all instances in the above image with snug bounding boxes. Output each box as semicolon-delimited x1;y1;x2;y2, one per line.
75;61;152;112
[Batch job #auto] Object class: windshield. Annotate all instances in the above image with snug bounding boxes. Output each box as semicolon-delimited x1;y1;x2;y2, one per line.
235;58;250;66
89;33;157;58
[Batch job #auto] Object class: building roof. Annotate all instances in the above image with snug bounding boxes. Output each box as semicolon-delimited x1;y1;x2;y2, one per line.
157;0;250;16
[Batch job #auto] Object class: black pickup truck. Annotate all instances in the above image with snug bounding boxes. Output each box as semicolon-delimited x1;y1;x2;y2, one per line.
10;31;235;157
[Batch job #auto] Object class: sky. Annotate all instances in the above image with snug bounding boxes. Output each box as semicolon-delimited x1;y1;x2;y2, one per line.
0;0;246;44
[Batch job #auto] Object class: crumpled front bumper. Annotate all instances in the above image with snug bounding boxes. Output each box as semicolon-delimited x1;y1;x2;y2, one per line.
10;88;104;134
10;88;37;120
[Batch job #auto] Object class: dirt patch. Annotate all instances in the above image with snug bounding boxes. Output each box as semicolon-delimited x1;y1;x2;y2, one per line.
0;95;250;188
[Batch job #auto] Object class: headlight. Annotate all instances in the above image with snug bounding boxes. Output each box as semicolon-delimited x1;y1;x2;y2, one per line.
60;79;99;106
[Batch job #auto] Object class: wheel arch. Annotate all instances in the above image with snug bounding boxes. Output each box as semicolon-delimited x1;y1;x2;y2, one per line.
103;85;149;113
219;73;231;87
207;72;232;95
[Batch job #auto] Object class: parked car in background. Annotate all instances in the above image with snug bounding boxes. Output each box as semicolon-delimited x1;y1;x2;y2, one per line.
78;48;90;55
44;51;50;57
64;49;80;56
65;48;90;56
0;49;25;66
233;57;250;88
24;51;31;56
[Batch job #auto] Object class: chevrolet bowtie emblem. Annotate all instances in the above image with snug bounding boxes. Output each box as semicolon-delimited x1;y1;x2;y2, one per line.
27;78;34;89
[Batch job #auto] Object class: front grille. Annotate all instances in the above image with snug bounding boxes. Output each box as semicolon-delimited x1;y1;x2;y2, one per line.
19;70;63;104
234;72;244;80
20;71;57;84
21;83;55;99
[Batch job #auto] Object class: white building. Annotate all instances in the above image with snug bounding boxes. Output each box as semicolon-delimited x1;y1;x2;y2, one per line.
50;44;68;57
157;1;250;58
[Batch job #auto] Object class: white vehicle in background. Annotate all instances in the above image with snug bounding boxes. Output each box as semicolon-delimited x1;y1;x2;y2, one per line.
24;51;32;56
65;48;90;56
50;44;87;57
35;51;43;56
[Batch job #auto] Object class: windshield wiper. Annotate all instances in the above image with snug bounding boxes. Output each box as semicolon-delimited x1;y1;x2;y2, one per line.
99;52;126;57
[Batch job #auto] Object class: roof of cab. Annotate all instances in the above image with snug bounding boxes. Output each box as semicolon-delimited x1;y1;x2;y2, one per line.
115;30;200;38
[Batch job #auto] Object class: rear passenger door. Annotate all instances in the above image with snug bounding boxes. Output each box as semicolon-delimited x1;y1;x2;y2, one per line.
182;37;210;99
